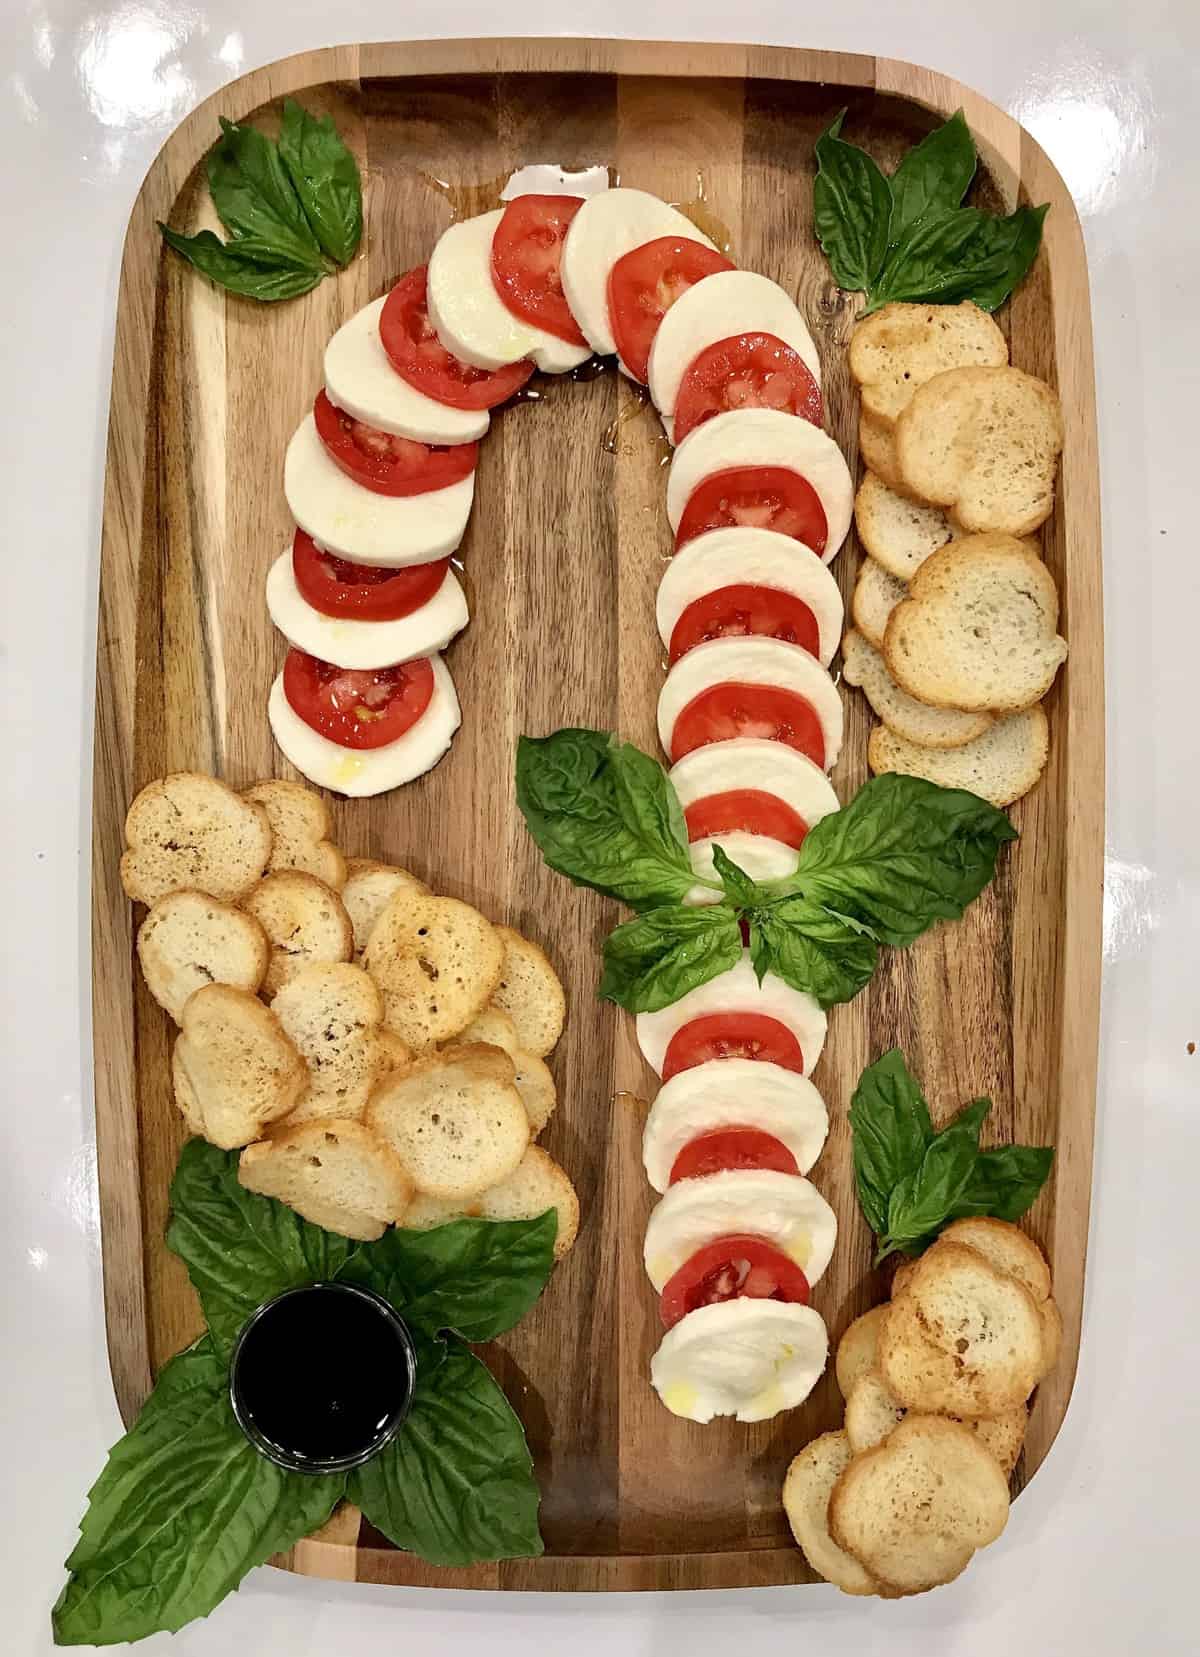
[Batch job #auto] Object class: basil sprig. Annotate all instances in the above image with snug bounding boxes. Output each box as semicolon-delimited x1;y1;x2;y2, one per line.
814;109;1047;314
159;99;362;301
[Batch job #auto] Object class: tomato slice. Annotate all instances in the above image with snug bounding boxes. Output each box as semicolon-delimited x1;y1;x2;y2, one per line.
670;683;825;767
683;788;809;850
491;194;588;346
291;530;449;622
379;266;534;411
675;466;828;555
313;391;477;498
668;583;821;664
661;1013;807;1080
660;1235;810;1329
669;1127;800;1185
282;650;435;750
673;332;823;443
607;237;735;382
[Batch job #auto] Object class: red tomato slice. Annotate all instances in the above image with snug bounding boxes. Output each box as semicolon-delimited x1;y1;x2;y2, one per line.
379;266;534;410
659;1235;810;1329
291;530;449;623
661;1013;807;1080
313;391;477;498
492;195;588;346
282;650;435;750
670;683;826;767
607;237;735;382
673;332;823;443
668;1128;800;1185
675;466;828;555
683;788;809;850
668;583;821;664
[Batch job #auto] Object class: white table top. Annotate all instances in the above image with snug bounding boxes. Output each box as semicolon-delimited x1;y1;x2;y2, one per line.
2;3;1196;1652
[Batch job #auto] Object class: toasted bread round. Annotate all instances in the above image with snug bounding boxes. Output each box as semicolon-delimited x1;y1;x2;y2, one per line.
850;302;1008;426
842;630;993;749
403;1145;580;1260
243;780;346;889
364;891;503;1048
895;365;1065;536
241;872;353;998
941;1217;1051;1302
845;1370;1028;1475
272;962;402;1125
868;707;1050;809
136;890;268;1021
341;858;430;956
238;1119;412;1241
121;773;272;906
858;412;909;495
782;1432;880;1596
489;927;566;1056
854;471;955;581
510;1049;556;1137
367;1044;529;1199
851;559;908;650
172;984;306;1149
890;1257;918;1298
835;1305;888;1399
1037;1297;1063;1380
455;1007;520;1054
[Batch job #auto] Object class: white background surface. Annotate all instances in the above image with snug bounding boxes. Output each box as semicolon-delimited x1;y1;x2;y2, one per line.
2;2;1197;1651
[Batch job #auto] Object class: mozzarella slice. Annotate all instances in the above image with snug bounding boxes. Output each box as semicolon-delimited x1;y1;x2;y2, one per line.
684;830;798;901
656;527;844;668
636;950;827;1078
265;548;468;670
560;188;717;358
426;208;591;376
648;270;821;435
657;637;844;771
267;655;461;797
643;1167;838;1291
284;414;474;568
666;409;854;562
324;298;488;445
642;1058;829;1193
501;162;610;200
651;1299;828;1423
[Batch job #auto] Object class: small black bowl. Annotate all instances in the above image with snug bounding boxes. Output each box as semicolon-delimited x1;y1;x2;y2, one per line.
229;1282;417;1475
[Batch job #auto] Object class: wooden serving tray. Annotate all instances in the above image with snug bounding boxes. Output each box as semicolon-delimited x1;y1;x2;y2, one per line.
91;37;1103;1592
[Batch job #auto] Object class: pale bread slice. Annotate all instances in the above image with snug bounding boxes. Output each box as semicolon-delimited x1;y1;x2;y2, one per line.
842;631;993;749
363;891;503;1048
241;872;353;998
851;559;908;649
272;962;404;1125
850;302;1008;426
511;1050;557;1137
490;928;566;1056
854;471;954;581
367;1043;529;1199
868;707;1050;808
243;780;347;889
238;1119;412;1241
136;889;268;1021
895;365;1065;535
835;1305;889;1399
1037;1297;1063;1379
891;1258;918;1298
342;859;430;956
782;1432;881;1596
883;534;1067;712
940;1217;1051;1302
859;412;908;495
845;1370;1027;1475
172;984;306;1149
121;773;272;906
455;1008;520;1054
403;1146;580;1260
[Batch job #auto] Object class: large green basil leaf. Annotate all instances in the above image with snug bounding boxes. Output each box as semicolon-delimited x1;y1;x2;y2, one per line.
750;899;879;1008
278;97;363;265
847;1049;935;1237
952;1143;1055;1223
206;115;323;268
878;1097;992;1260
871;202;1048;312
813;111;894;293
599;904;743;1013
886;109;976;244
159;226;326;300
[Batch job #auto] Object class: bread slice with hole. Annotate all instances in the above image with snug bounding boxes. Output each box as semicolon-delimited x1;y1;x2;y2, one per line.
243;780;347;889
835;1305;889;1399
782;1432;881;1596
851;559;908;649
868;707;1050;808
850;302;1008;426
367;1043;529;1199
403;1145;580;1260
136;889;269;1021
272;962;404;1125
845;1370;1027;1474
941;1217;1051;1303
883;534;1067;712
490;928;566;1056
342;859;430;956
172;984;306;1149
842;631;993;749
238;1119;413;1241
854;471;955;581
241;872;353;998
895;365;1065;535
121;773;272;906
363;891;504;1048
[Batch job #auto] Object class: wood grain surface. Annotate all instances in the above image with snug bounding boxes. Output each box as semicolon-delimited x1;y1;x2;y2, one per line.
91;38;1103;1592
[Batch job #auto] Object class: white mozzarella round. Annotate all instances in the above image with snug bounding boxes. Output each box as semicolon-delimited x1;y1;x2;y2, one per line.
643;1167;838;1291
651;1298;828;1423
324;298;488;444
657;637;844;772
265;548;468;670
560;188;717;358
666;409;854;562
648;270;821;432
642;1058;829;1193
500;162;610;200
267;654;461;798
635;950;827;1078
656;528;844;667
284;414;474;568
426;208;591;376
684;830;798;903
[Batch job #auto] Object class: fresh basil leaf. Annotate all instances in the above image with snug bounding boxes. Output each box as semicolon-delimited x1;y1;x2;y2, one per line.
813;111;894;293
52;1337;342;1646
516;729;703;909
710;843;759;906
887;109;976;244
599;905;742;1014
877;1096;993;1260
954;1144;1054;1223
349;1337;542;1567
166;1139;361;1357
339;1212;557;1344
753;898;879;1008
794;774;1016;948
207;114;323;269
848;1049;934;1236
159;226;326;300
278;97;363;265
871;203;1048;312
